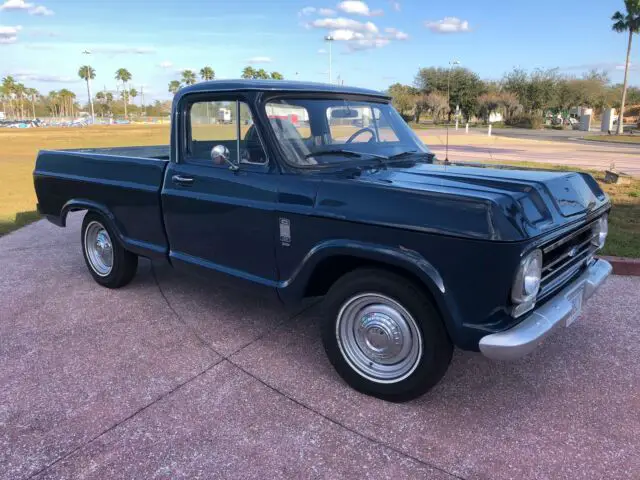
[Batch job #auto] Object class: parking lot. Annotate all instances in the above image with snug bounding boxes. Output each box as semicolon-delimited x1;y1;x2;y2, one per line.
1;214;639;479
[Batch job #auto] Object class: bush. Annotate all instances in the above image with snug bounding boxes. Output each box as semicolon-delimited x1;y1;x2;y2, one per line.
505;114;544;129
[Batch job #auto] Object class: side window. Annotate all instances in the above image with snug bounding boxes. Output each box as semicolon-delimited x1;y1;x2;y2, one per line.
187;99;267;166
327;105;399;144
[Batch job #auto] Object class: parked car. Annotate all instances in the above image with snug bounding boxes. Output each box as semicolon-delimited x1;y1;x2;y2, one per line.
34;80;612;401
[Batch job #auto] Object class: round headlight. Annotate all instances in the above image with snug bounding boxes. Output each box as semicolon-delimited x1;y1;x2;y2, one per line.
591;214;608;249
511;249;543;304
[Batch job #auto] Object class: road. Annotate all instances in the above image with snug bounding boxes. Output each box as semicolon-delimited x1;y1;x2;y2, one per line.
418;129;640;177
2;216;639;479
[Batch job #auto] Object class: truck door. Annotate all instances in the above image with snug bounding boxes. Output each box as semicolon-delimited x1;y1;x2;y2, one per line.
161;95;278;293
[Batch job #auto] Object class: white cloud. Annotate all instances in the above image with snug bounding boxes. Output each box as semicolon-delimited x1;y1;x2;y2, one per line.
247;56;273;64
0;0;32;10
0;25;22;44
390;1;400;11
347;37;389;51
310;17;378;34
336;1;382;17
425;17;470;34
318;7;336;16
0;0;54;15
299;6;316;16
158;60;173;69
90;46;156;54
29;5;53;15
317;48;327;54
11;70;76;83
384;27;408;40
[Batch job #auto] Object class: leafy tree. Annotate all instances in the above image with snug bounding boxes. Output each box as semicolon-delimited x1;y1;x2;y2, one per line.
477;93;501;123
115;68;132;118
388;83;415;116
270;71;284;80
611;0;640;133
181;70;197;85
25;87;39;119
78;65;96;119
423;92;448;122
168;80;182;96
200;66;215;81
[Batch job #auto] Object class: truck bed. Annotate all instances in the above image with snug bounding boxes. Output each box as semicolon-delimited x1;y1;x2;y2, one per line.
34;148;170;258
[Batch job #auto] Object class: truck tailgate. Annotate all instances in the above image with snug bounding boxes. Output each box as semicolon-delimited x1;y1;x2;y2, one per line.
34;150;169;257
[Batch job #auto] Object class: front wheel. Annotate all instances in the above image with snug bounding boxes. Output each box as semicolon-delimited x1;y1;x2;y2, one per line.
81;212;138;288
321;269;452;402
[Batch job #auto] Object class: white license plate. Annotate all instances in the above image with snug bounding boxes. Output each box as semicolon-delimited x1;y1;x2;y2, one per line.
566;287;584;327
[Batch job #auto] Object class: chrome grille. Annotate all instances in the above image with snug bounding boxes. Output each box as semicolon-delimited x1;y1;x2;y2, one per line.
539;220;598;298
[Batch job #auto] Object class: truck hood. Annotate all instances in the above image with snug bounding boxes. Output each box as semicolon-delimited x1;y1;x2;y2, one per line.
316;163;609;241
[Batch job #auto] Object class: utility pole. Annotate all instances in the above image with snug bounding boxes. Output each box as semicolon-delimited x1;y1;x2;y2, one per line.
140;85;145;116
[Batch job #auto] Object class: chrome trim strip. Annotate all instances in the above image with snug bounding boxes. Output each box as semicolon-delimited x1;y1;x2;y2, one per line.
479;259;612;361
542;220;596;254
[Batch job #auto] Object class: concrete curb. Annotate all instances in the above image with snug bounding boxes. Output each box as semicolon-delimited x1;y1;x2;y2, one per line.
599;256;640;276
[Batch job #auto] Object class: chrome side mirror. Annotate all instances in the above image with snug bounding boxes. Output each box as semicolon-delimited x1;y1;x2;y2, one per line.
211;144;239;171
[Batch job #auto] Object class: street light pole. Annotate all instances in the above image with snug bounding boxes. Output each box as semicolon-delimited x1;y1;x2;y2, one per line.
324;35;334;84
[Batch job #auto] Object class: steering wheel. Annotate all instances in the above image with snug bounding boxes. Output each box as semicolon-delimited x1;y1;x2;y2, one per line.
346;127;376;144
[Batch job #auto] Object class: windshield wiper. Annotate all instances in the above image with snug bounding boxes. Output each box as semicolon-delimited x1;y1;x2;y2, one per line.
304;149;387;160
385;150;435;161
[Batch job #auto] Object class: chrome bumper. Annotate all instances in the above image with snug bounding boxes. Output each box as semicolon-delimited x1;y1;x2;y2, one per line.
479;259;612;361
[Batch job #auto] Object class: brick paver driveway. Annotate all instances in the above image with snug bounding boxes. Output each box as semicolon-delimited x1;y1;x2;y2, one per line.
1;215;639;479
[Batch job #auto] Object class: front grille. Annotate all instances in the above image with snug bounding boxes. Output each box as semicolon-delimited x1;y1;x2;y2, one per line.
539;220;599;298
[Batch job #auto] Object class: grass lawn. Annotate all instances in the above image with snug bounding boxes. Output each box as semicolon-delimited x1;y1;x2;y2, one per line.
1;124;638;258
584;134;640;144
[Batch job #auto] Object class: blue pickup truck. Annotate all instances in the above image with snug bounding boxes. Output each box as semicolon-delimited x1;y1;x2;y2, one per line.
34;80;612;401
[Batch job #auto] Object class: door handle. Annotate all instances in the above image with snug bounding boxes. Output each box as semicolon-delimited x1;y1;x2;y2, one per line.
172;174;194;186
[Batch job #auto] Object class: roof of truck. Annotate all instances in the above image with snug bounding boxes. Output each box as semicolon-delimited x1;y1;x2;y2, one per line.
177;79;389;99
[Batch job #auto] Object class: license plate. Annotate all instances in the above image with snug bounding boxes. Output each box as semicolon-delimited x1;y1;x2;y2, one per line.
566;287;584;327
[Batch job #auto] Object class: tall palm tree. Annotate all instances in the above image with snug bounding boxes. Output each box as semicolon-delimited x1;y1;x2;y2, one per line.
270;71;284;80
181;70;197;86
129;88;138;114
78;65;96;120
25;87;38;118
14;83;26;119
199;66;215;81
241;66;256;79
168;80;182;96
611;0;640;134
114;68;132;118
1;76;17;118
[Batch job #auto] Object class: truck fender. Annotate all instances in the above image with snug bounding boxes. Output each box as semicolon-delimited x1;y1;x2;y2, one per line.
277;239;459;338
59;199;166;258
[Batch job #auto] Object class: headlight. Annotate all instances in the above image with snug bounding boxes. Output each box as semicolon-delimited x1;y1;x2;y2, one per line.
511;249;543;304
591;214;608;249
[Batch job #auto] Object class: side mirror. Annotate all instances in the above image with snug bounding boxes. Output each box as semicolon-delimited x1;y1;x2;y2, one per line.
211;144;239;171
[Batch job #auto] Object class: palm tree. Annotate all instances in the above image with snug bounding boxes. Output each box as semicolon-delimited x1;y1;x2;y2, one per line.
270;71;284;80
611;0;640;134
181;70;197;85
115;68;132;118
200;66;215;81
1;76;16;118
241;66;256;79
129;88;138;115
78;65;96;120
25;87;38;118
14;83;26;118
168;80;182;96
255;68;269;79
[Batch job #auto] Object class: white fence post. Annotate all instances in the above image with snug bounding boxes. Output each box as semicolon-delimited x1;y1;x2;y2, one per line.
465;123;469;134
488;124;492;136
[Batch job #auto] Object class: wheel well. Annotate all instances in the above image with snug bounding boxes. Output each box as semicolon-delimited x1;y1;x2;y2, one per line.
304;255;428;299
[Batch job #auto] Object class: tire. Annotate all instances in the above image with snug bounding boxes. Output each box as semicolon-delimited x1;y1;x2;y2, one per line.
81;212;138;288
321;268;452;402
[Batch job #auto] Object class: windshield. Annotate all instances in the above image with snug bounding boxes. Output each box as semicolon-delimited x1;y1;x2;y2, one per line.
264;97;431;167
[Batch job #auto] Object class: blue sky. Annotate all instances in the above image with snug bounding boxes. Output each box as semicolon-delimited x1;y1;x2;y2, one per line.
1;0;638;102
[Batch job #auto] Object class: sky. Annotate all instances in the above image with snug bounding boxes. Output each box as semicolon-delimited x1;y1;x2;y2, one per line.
0;0;638;103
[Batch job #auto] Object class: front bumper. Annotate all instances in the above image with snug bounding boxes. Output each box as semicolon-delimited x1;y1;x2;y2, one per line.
479;259;612;361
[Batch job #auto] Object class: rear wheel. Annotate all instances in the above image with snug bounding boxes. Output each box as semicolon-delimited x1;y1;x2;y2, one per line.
81;212;138;288
322;268;452;402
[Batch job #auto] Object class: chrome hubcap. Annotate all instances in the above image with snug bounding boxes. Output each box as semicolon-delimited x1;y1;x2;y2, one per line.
84;221;113;276
336;293;422;384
